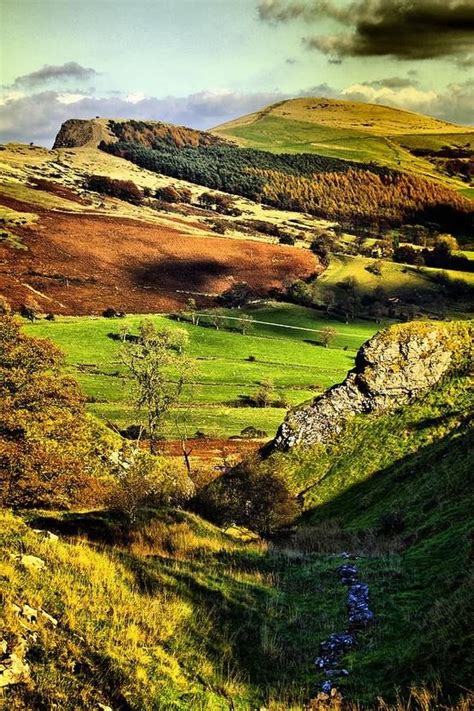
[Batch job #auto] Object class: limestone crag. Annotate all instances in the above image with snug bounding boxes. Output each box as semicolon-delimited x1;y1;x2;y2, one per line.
272;321;472;451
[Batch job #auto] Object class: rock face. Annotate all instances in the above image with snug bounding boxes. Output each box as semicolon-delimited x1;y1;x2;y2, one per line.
53;117;228;150
272;321;472;451
52;118;117;149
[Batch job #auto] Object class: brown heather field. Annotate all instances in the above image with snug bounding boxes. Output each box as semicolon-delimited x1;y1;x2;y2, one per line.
0;193;319;315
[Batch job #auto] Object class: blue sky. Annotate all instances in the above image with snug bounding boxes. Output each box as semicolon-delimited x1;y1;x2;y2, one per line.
1;0;473;145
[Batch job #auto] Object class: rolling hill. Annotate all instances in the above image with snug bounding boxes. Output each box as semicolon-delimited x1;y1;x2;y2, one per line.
0;142;323;314
212;97;474;187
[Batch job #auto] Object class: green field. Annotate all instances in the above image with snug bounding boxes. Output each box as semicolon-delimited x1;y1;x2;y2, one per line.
25;307;377;439
317;253;474;297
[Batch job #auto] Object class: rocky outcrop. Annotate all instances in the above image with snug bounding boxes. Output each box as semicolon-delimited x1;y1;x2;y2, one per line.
52;118;117;149
272;321;472;451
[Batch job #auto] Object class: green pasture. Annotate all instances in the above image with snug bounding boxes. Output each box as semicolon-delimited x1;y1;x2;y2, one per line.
25;307;374;439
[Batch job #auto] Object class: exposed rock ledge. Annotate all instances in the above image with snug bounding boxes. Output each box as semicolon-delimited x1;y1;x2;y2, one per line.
272;321;472;451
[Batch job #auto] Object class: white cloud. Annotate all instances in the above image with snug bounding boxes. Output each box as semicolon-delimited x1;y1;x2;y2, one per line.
0;88;291;146
342;84;438;111
57;93;90;105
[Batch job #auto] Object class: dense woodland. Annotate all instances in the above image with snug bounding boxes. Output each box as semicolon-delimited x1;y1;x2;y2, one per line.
100;137;473;233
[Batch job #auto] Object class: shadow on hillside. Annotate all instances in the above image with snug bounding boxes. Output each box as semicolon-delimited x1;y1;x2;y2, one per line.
30;509;133;545
130;256;233;291
299;422;473;530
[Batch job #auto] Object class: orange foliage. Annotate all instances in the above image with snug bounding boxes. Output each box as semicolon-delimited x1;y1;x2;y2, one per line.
0;316;109;508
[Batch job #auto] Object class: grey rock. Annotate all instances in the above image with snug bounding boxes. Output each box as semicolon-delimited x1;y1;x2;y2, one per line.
272;322;470;451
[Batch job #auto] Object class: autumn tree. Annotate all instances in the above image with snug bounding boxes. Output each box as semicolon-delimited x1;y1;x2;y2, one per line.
0;316;108;508
121;321;192;453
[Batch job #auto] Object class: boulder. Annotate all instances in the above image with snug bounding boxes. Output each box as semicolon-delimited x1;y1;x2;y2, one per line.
0;639;30;688
19;554;46;572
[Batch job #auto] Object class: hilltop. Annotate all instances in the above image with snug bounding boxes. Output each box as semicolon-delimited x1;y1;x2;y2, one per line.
213;97;474;188
214;97;470;138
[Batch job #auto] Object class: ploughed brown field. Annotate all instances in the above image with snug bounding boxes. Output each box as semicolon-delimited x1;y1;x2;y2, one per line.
0;195;319;314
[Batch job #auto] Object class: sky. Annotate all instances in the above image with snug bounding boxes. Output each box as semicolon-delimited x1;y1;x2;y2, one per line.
0;0;473;146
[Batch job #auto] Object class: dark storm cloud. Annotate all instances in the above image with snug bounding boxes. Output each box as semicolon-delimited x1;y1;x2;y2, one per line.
258;1;474;64
12;62;98;89
367;77;419;89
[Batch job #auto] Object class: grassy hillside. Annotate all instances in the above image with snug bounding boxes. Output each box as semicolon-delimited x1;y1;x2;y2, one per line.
1;365;472;708
213;97;473;190
263;370;473;701
3;507;342;710
24;308;376;439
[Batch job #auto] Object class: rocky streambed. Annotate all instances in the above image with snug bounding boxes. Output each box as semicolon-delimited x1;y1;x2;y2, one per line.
314;559;374;700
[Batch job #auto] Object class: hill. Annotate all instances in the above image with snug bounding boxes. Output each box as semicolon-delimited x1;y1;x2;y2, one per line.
215;97;470;138
212;97;474;187
53;117;227;150
0;143;323;314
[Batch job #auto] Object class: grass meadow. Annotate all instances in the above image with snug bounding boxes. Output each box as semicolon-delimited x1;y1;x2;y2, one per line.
24;305;379;439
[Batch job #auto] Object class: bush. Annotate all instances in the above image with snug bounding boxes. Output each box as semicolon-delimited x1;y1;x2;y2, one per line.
240;426;268;439
102;308;126;318
0;316;111;508
393;245;419;265
108;449;193;523
279;233;295;245
196;459;299;536
85;174;143;205
310;234;334;266
155;185;192;203
219;282;254;307
286;279;313;306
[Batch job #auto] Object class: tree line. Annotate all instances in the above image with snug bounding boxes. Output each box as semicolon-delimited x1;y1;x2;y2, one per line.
100;139;473;233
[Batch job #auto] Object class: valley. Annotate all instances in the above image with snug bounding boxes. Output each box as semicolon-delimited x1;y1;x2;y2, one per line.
1;95;473;711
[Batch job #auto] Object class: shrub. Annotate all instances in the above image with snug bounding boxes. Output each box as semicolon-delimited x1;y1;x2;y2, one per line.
108;449;193;523
279;233;295;245
0;316;110;508
102;308;126;318
286;279;313;306
393;245;419;265
196;459;299;536
240;426;268;439
219;282;254;307
85;174;143;205
155;185;192;203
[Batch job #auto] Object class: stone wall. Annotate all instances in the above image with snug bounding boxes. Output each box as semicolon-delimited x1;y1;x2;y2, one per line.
272;321;472;451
